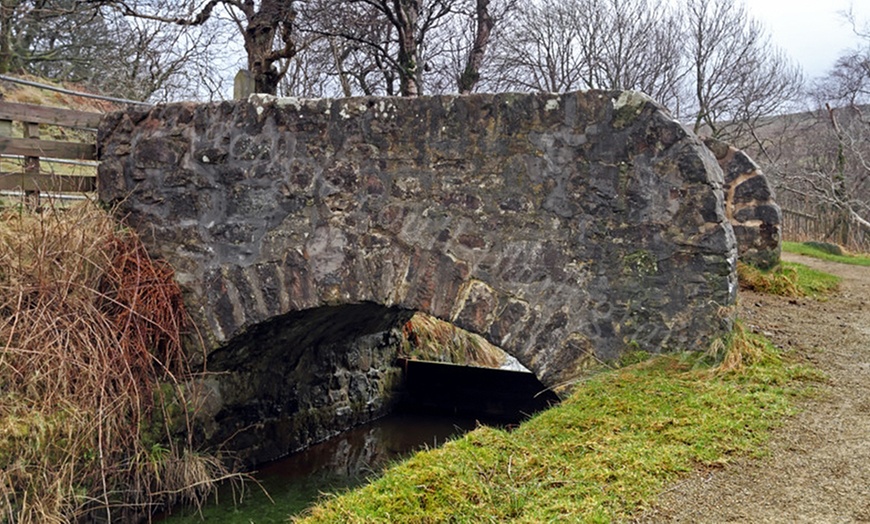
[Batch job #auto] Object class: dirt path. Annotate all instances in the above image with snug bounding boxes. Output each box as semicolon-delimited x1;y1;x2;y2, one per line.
635;253;870;523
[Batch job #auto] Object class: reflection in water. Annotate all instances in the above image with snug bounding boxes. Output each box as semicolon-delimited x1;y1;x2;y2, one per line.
260;412;477;480
158;413;482;523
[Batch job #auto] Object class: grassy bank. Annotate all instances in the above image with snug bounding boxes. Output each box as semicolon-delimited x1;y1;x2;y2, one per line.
295;257;840;523
0;202;233;523
783;241;870;266
294;324;820;523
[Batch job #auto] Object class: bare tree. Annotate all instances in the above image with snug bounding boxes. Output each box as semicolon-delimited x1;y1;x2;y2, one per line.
305;0;461;97
486;0;588;93
456;0;494;93
682;0;803;142
299;0;402;96
485;0;683;109
0;0;222;100
299;0;512;97
88;0;298;95
587;0;685;109
776;44;870;244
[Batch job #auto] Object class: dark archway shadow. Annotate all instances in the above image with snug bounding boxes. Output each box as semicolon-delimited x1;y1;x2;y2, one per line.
193;303;558;467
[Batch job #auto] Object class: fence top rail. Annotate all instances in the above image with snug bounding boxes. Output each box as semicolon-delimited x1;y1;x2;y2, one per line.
0;136;96;161
0;101;103;129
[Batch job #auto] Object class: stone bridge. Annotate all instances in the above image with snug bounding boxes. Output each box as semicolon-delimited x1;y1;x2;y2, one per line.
98;90;750;463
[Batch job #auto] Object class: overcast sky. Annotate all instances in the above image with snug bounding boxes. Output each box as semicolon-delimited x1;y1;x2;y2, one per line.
745;0;870;80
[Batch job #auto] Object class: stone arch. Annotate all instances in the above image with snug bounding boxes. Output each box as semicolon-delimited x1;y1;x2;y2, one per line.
98;89;739;460
704;137;782;269
195;302;413;465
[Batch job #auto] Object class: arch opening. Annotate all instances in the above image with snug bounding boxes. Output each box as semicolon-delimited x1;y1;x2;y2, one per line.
192;303;557;467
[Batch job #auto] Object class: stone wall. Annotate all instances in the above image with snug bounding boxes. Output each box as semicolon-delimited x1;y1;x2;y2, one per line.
704;137;782;269
98;90;739;462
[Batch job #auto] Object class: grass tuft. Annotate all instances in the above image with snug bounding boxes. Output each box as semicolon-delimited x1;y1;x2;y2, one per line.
0;202;236;523
737;261;841;298
400;312;507;368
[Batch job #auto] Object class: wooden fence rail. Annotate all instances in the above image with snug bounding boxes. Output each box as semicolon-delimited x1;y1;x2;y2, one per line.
0;101;101;195
781;207;869;253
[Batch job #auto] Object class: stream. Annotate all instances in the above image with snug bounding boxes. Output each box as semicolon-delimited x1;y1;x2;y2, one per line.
158;359;559;522
157;412;488;523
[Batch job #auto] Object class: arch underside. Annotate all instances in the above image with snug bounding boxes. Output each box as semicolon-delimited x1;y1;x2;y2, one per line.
195;303;557;466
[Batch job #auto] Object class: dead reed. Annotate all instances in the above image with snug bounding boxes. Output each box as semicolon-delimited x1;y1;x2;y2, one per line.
0;201;234;523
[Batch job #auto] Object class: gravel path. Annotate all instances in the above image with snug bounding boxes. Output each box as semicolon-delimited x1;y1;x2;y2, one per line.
635;252;870;523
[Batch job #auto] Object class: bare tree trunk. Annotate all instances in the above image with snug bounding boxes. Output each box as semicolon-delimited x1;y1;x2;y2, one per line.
458;0;493;94
244;0;297;94
328;36;353;97
395;0;421;96
0;0;16;74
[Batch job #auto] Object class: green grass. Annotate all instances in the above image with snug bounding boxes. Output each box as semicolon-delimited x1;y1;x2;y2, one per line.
294;332;819;523
738;261;841;298
783;241;870;266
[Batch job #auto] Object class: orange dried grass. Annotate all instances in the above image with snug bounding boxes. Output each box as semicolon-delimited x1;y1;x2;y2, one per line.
400;312;506;368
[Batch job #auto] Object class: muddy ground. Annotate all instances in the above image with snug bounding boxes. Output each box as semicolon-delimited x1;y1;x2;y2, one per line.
635;252;870;524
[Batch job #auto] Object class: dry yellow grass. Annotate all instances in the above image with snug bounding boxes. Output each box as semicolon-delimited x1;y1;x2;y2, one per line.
400;312;507;368
0;202;236;523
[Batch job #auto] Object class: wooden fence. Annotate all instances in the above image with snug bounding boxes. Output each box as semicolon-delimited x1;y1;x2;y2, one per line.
781;207;869;253
0;101;101;196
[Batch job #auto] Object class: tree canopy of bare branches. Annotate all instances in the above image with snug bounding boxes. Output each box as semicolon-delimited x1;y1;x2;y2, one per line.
86;0;298;95
683;0;803;141
297;0;511;97
0;0;224;100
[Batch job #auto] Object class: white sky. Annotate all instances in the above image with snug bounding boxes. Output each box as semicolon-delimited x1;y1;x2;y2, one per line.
745;0;870;80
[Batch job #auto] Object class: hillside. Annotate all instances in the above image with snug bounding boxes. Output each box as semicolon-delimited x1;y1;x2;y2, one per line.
0;73;118;113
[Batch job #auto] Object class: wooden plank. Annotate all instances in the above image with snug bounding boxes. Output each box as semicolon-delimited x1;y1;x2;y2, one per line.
23;121;40;207
0;101;102;128
0;172;96;192
0;137;96;160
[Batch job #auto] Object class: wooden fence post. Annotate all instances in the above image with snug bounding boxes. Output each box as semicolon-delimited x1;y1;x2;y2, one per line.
23;120;40;208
